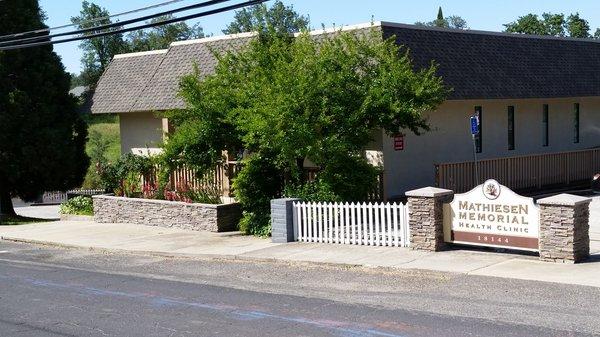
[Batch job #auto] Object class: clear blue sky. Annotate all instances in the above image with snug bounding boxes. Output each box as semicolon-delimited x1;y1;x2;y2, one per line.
38;0;600;74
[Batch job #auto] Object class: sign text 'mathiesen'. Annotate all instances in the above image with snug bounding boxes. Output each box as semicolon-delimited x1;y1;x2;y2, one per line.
457;201;531;234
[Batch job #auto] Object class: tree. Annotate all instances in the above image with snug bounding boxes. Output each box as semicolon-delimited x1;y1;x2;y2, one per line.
0;0;89;216
433;7;445;27
164;28;448;234
566;13;591;38
222;0;309;35
504;14;547;35
71;1;128;88
127;15;204;52
415;7;468;30
72;2;208;88
542;13;566;36
70;73;86;89
447;16;468;30
505;12;596;38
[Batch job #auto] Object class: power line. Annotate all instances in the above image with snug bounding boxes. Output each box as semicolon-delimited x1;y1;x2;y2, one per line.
0;0;233;47
0;0;186;41
0;0;267;51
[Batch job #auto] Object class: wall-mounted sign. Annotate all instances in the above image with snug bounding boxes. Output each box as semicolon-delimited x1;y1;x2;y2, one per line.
443;179;540;252
393;134;404;151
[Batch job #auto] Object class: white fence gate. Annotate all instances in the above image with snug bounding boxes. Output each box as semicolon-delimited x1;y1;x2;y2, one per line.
293;201;410;247
42;189;106;204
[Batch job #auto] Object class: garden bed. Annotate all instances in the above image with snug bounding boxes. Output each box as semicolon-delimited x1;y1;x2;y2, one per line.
92;195;241;232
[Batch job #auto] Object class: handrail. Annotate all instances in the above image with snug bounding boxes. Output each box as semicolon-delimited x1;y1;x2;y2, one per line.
436;148;600;193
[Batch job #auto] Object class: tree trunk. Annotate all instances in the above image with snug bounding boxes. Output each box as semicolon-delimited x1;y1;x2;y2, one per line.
0;188;16;217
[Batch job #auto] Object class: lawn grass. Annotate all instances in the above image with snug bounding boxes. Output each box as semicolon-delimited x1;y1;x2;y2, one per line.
0;215;55;226
81;114;121;188
84;113;121;162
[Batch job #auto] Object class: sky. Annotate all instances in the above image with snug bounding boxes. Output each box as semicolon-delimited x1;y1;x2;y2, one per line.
37;0;600;74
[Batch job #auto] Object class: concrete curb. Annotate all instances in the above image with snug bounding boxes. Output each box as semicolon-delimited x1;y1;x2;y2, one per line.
0;236;370;271
60;214;94;221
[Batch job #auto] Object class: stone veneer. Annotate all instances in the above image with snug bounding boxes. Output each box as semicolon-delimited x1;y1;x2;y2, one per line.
537;193;591;263
92;195;241;232
406;187;454;252
270;198;301;243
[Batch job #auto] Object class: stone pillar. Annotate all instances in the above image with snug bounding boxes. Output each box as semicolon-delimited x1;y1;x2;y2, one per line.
270;198;301;243
537;194;591;263
405;187;454;252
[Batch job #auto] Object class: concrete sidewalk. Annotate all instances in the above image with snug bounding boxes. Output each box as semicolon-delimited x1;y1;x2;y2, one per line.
1;219;600;288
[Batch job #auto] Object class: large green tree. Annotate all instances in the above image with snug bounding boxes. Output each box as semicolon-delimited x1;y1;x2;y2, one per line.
72;3;207;88
164;28;448;234
505;12;596;38
127;15;204;52
71;1;128;88
222;0;309;35
0;0;89;216
566;13;591;38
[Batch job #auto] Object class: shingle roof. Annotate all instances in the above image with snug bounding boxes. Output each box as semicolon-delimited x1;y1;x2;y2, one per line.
382;23;600;100
92;22;600;114
131;33;254;112
90;50;167;114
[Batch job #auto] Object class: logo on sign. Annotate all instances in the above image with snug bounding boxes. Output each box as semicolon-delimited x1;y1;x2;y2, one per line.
483;179;501;200
443;179;540;252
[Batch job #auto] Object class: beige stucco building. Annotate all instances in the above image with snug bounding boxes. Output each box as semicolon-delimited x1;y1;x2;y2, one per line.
92;22;600;199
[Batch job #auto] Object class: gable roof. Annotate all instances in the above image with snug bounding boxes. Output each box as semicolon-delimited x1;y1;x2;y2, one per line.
131;33;255;112
91;50;167;114
91;22;600;114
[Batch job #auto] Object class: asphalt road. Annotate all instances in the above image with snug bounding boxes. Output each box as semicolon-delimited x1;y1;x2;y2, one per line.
0;241;598;337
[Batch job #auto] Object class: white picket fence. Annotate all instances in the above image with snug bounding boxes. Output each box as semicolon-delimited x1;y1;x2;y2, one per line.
42;189;106;204
293;201;410;248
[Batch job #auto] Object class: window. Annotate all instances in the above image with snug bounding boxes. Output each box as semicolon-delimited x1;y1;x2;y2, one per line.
507;106;515;150
474;106;482;153
542;105;549;147
574;103;580;144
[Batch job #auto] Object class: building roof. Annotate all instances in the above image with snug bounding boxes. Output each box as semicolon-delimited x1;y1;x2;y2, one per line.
381;23;600;100
69;86;88;97
131;33;255;112
91;50;168;114
92;22;600;114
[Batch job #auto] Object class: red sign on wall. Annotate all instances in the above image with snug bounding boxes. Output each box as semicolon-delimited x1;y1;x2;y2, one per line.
393;134;404;151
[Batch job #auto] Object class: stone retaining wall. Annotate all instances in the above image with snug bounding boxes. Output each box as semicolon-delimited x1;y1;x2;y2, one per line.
92;195;241;232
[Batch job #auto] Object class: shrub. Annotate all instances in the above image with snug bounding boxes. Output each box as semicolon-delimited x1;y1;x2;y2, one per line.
163;182;222;204
284;179;342;202
317;155;380;202
239;211;271;237
59;196;94;216
233;153;283;236
99;154;154;197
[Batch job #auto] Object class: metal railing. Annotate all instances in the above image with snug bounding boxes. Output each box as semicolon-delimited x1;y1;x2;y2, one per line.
435;148;600;193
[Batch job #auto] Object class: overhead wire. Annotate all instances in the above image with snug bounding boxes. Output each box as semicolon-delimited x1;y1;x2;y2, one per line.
0;0;234;47
0;0;267;51
0;0;186;41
